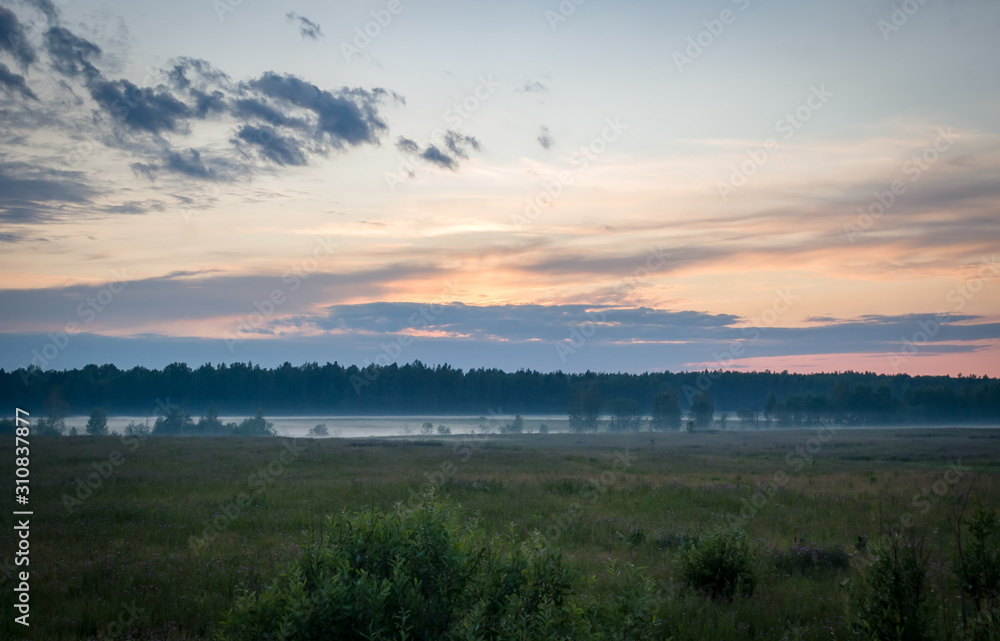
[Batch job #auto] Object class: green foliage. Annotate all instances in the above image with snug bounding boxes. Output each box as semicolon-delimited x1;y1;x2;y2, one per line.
569;385;602;432
436;424;451;435
85;407;109;435
34;417;64;436
850;531;934;641
692;391;715;430
652;389;682;431
196;404;226;435
680;526;759;600
124;420;150;436
153;405;194;435
953;503;1000;640
231;410;275;436
609;398;642;432
308;423;329;436
421;421;434;435
221;495;647;641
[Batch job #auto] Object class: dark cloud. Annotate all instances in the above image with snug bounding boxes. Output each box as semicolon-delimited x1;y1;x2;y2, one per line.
0;62;37;99
232;97;294;127
0;162;98;223
164;148;216;180
0;6;406;201
395;137;420;155
190;88;226;117
420;145;458;169
0;263;441;331
129;162;158;181
235;125;307;166
21;0;59;24
312;302;739;343
249;72;389;147
515;81;548;94
537;125;552;149
89;78;190;135
167;57;233;92
44;26;101;79
443;130;480;158
0;6;37;66
395;130;481;170
285;12;323;40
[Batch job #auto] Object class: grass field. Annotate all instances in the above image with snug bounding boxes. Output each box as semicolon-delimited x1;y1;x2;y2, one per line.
3;427;999;640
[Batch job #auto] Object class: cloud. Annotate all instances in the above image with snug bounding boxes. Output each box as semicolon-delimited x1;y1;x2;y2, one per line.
515;81;548;94
167;57;233;92
0;162;99;223
309;302;739;343
190;88;226;117
235;125;307;166
286;12;323;40
21;0;59;24
395;130;481;170
395;137;420;155
164;148;217;180
89;78;191;134
231;97;295;127
0;6;37;66
249;72;389;147
0;63;37;99
44;26;101;79
1;3;402;197
537;125;552;149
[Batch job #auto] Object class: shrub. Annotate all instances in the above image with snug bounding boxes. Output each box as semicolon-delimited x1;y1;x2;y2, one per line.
124;421;150;437
222;494;608;641
850;530;934;641
308;423;329;437
231;411;275;436
680;525;758;600
436;424;451;435
953;502;1000;640
34;417;64;436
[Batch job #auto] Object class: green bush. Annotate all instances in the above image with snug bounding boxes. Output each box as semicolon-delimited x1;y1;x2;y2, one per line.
680;525;758;600
221;494;668;641
231;410;275;436
953;503;1000;641
850;530;934;641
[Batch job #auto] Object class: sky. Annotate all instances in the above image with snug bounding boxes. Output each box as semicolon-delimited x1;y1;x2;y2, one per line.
0;0;998;377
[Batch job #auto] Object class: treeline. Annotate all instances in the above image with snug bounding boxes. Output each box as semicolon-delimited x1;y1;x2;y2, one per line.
1;361;998;425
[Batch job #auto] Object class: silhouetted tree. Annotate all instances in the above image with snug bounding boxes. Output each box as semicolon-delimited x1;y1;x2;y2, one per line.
652;389;682;431
231;410;275;436
153;405;194;435
196;404;225;435
582;384;602;432
609;398;641;432
85;407;108;436
692;390;715;430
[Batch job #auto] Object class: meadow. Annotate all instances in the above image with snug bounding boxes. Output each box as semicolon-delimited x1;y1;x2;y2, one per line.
2;426;999;640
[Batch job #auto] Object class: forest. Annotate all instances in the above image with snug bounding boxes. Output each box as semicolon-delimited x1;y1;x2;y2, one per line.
2;360;998;426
